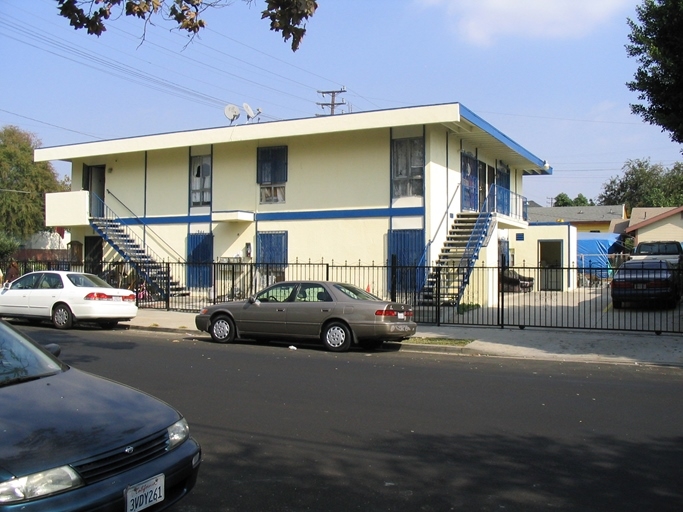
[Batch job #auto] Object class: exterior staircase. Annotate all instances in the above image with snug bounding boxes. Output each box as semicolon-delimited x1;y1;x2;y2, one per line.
419;211;494;305
89;197;188;299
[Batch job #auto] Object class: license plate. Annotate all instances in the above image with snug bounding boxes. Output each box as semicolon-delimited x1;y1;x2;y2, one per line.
634;284;646;290
126;474;164;512
398;312;405;320
113;296;123;301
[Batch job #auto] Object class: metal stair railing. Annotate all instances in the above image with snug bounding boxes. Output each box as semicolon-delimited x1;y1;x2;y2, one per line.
452;209;493;306
431;187;498;306
89;193;181;299
416;185;460;304
106;189;185;263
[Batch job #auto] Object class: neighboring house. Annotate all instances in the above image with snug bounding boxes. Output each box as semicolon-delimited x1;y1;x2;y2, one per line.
34;103;551;304
527;204;626;233
504;205;625;291
625;206;683;244
12;230;71;262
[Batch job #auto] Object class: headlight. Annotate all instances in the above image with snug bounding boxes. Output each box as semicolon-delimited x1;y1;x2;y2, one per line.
0;466;83;503
167;418;189;450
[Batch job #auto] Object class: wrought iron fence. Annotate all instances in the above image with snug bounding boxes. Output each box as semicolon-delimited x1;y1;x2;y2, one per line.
2;259;681;334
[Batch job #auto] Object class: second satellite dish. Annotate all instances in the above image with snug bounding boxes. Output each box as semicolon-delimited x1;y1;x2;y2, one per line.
224;104;240;124
243;103;262;123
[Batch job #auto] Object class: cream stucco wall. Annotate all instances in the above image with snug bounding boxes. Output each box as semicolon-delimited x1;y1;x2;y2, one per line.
285;130;390;211
256;217;389;265
105;152;146;214
633;215;683;243
508;224;578;291
146;148;189;217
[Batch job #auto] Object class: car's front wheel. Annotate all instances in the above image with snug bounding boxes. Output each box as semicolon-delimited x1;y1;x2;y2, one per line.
210;315;236;343
52;303;73;329
321;321;352;352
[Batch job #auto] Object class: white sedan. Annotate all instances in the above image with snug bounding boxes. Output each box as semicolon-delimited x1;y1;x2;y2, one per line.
0;271;138;329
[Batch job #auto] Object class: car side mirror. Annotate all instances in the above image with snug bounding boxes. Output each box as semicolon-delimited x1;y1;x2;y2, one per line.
44;343;61;358
3;282;9;290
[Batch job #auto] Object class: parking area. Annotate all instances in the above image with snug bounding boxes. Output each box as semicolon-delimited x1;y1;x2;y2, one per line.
415;288;683;334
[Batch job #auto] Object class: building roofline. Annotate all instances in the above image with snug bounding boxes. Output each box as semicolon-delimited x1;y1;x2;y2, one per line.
459;105;551;174
625;205;683;233
34;102;550;174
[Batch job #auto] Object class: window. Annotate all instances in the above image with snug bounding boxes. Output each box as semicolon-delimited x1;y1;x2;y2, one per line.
392;138;424;198
296;284;332;302
257;146;287;203
190;155;211;207
256;282;297;302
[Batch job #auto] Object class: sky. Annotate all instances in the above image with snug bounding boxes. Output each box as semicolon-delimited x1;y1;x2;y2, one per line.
1;0;681;206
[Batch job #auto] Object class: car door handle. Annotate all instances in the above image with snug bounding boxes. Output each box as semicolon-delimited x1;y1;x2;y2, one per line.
320;308;331;312
276;308;286;312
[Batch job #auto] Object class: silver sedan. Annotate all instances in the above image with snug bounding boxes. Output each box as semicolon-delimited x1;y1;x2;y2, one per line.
195;281;416;352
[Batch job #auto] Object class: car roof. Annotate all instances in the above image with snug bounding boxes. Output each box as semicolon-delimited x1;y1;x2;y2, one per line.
22;270;90;275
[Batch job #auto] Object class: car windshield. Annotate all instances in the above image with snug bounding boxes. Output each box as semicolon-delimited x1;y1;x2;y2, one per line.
334;283;381;301
0;322;63;387
67;273;112;288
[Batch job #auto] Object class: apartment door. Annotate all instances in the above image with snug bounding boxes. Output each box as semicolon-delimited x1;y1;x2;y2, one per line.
82;165;106;217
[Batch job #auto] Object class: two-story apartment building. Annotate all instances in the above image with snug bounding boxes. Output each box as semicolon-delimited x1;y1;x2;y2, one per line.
35;103;551;303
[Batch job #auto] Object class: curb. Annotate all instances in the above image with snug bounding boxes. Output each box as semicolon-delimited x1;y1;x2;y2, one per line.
124;324;683;367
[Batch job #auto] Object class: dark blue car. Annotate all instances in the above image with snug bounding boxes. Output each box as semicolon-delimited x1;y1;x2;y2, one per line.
0;320;201;511
611;259;681;309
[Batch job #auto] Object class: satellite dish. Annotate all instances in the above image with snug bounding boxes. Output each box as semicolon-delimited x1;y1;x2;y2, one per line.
224;104;240;125
243;103;262;123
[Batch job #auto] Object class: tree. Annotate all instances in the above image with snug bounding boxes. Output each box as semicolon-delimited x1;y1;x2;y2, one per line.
0;126;70;239
597;158;683;211
572;194;594;207
552;193;595;207
626;0;683;146
0;232;20;261
553;193;574;207
56;0;318;51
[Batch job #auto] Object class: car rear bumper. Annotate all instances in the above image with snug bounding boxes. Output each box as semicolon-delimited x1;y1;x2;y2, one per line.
612;289;677;302
353;321;417;341
71;302;138;321
2;438;201;512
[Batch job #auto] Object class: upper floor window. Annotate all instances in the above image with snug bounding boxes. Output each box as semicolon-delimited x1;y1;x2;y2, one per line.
257;146;288;203
191;155;211;207
392;138;424;198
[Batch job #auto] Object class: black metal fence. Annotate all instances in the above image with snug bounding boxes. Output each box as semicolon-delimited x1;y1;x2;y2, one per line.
2;259;682;334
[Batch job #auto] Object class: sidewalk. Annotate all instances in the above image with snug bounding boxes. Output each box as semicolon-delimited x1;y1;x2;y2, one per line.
126;308;683;367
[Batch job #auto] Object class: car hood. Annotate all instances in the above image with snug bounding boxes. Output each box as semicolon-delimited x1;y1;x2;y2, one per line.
0;368;180;478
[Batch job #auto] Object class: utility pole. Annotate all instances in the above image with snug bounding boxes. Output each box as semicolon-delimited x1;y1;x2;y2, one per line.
317;87;346;115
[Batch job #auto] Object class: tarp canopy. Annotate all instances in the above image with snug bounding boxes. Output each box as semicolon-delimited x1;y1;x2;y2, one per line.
577;233;621;278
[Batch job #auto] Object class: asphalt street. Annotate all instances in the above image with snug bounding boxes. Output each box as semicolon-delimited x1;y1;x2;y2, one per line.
127;308;683;366
20;324;683;512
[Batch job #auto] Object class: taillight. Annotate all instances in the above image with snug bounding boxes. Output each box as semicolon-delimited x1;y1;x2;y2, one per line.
84;292;136;301
648;280;670;288
611;281;632;289
375;309;397;316
85;292;112;301
375;309;413;317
